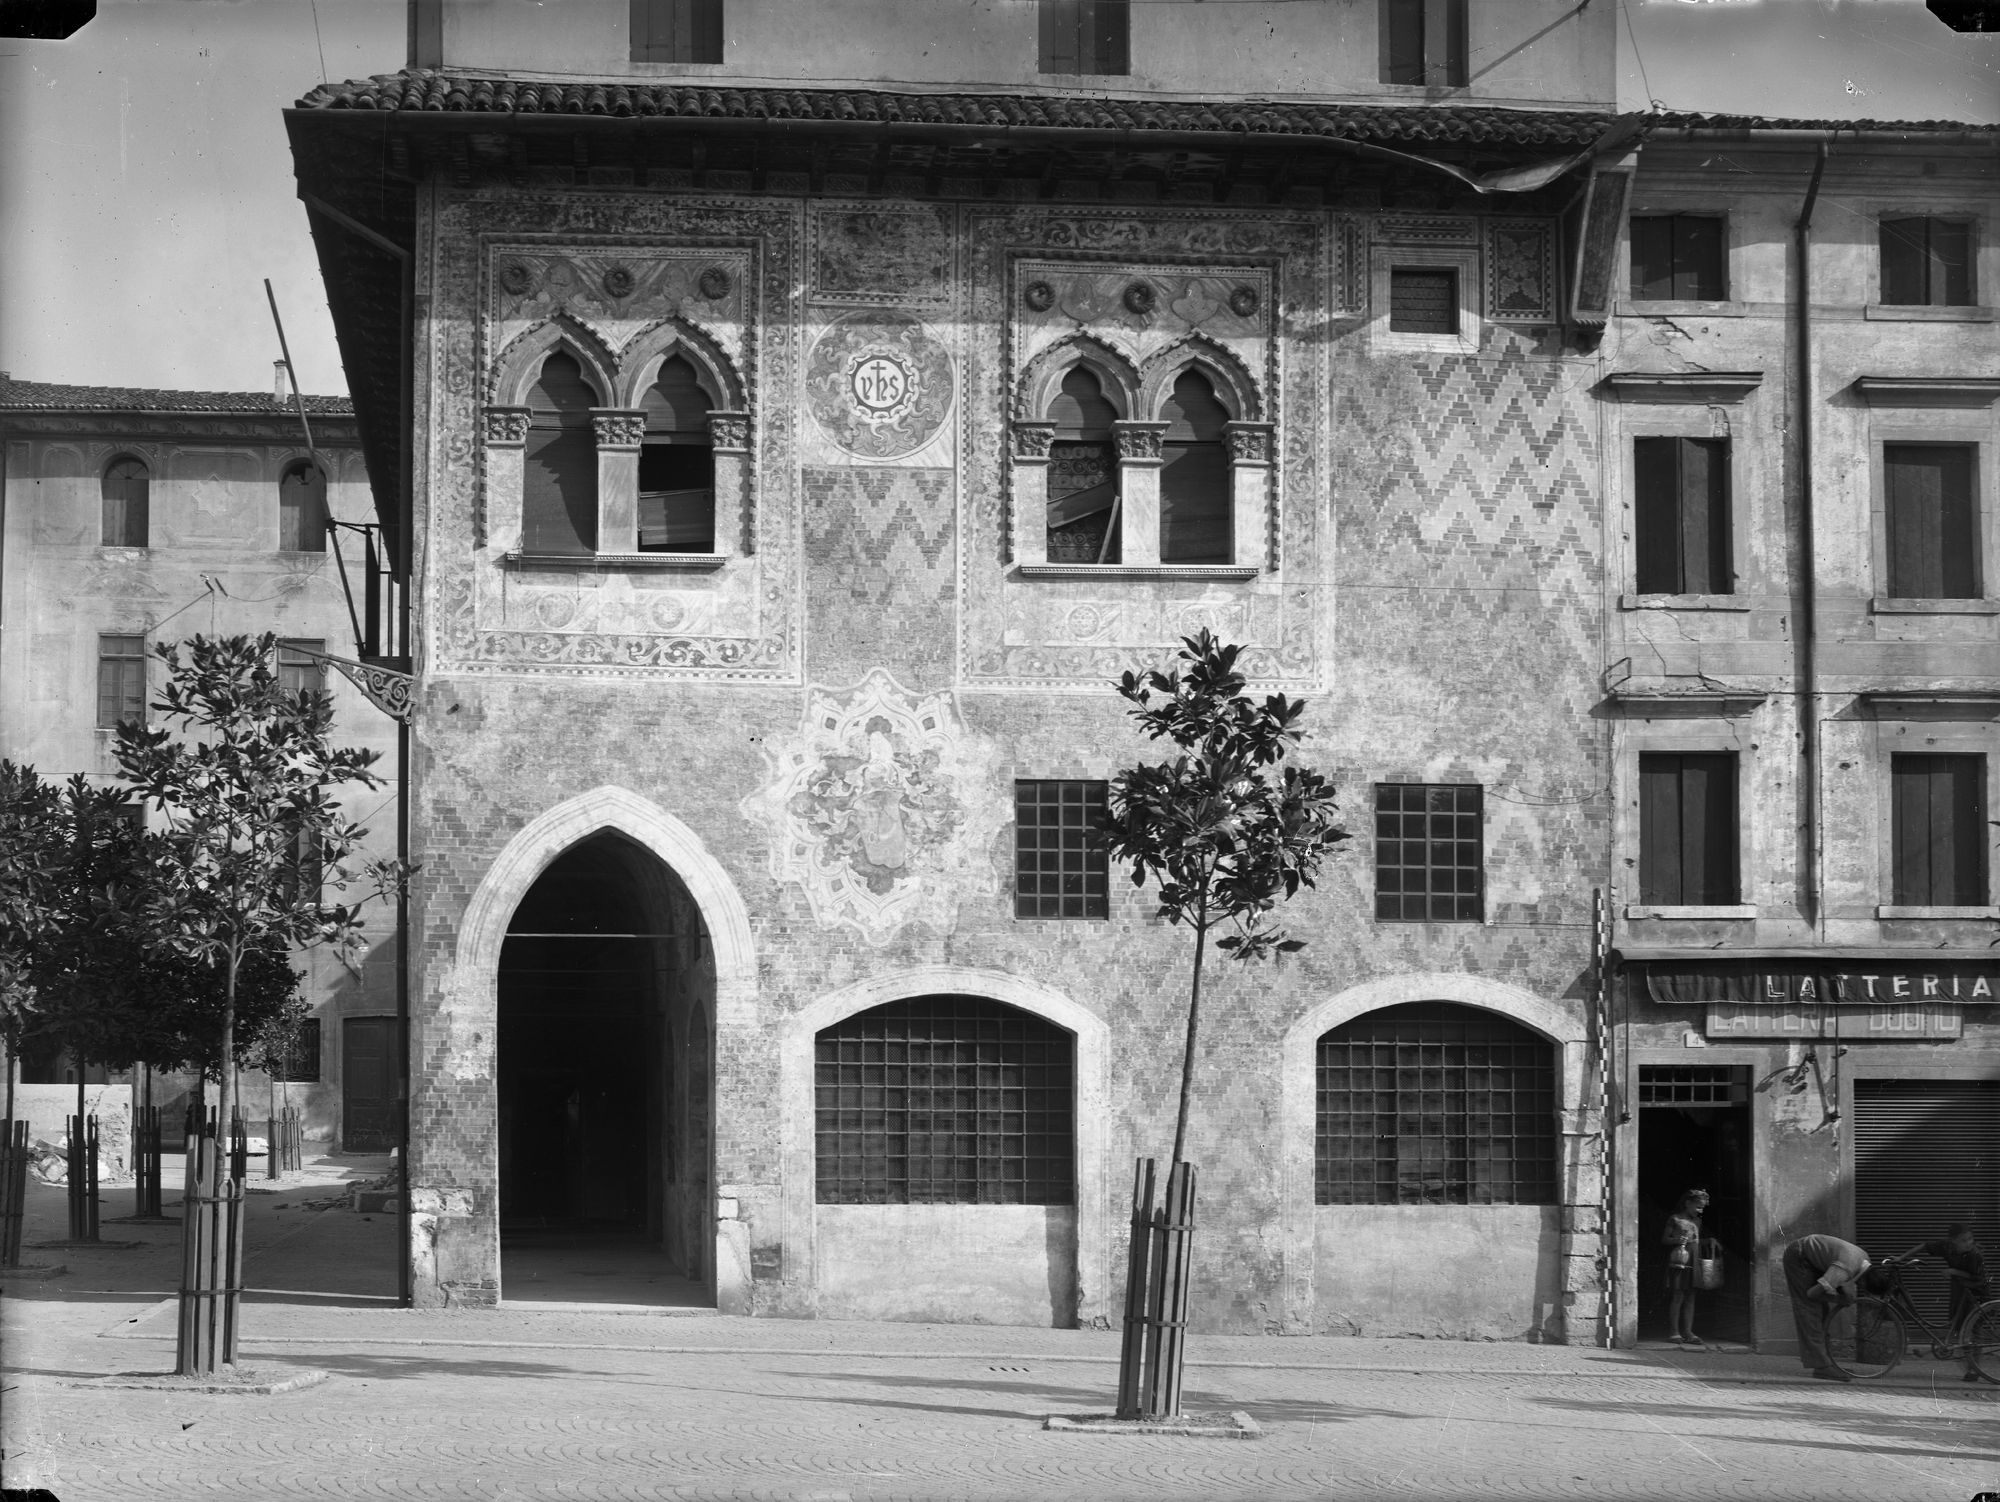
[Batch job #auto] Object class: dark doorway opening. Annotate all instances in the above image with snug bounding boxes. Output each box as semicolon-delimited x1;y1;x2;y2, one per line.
497;833;713;1306
343;1016;403;1153
1637;1065;1753;1345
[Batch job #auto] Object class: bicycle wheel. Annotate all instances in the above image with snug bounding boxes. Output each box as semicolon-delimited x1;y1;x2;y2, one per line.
1827;1297;1905;1378
1963;1300;2000;1384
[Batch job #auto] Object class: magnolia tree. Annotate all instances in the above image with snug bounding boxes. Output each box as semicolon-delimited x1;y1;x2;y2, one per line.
0;761;60;1127
1099;630;1350;1169
116;634;385;1140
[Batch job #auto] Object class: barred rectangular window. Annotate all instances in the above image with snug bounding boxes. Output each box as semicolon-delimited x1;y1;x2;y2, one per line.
274;1019;322;1083
815;996;1075;1205
1015;780;1108;919
1638;1065;1748;1106
1389;268;1458;334
1375;783;1482;922
1316;1002;1558;1206
97;634;147;729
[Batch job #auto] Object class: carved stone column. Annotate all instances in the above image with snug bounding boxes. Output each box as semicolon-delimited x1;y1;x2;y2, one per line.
1010;422;1057;566
1113;421;1170;567
708;410;750;556
480;406;531;555
1225;421;1275;571
591;409;647;555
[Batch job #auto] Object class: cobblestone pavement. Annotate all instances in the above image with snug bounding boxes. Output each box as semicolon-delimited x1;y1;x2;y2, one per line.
4;1172;1998;1501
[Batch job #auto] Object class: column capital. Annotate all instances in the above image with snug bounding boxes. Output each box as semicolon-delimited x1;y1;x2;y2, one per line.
481;405;532;447
1224;421;1276;465
1012;422;1058;461
1113;420;1170;463
590;408;648;449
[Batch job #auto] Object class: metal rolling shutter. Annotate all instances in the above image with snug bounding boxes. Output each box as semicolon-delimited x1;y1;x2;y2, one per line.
1853;1079;2000;1329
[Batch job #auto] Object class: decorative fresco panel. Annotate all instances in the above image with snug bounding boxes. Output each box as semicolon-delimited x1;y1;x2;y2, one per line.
961;208;1327;692
807;203;954;309
1486;220;1557;323
424;192;805;683
739;668;1002;945
803;310;956;460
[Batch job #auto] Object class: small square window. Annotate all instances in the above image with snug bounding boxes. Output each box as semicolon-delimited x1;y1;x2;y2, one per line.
1039;0;1129;75
1380;0;1467;87
1880;217;1974;307
1014;780;1108;919
1374;784;1482;921
1389;269;1458;334
1629;215;1725;302
630;0;722;63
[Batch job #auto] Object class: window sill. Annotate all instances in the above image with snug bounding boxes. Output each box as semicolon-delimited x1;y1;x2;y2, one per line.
503;551;729;572
1876;905;1998;920
1619;593;1750;612
1616;300;1746;319
1864;303;1994;323
1625;904;1756;920
1017;563;1259;581
1869;596;1998;616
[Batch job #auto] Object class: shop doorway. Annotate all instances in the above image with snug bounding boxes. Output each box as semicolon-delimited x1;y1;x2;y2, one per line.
1637;1065;1753;1344
497;832;713;1306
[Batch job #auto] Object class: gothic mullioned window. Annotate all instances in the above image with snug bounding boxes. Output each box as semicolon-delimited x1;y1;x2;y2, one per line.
1159;369;1231;564
639;355;716;554
101;456;149;548
522;352;600;556
1045;367;1121;564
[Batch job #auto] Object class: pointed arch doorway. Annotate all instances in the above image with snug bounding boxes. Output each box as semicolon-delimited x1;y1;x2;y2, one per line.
497;830;716;1307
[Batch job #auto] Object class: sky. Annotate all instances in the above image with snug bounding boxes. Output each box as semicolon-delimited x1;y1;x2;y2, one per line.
0;0;1993;400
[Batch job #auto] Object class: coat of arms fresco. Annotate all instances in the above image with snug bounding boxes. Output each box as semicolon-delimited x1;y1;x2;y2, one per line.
741;669;1001;944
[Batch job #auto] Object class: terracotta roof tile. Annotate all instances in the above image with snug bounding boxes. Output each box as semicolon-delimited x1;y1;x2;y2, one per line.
0;378;353;416
294;73;2000;143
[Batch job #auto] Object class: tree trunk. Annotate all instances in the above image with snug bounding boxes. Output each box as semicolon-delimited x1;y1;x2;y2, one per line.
217;947;238;1150
4;1037;15;1128
1169;886;1210;1170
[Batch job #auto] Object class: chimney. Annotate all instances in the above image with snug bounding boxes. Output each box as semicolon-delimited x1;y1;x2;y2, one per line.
274;360;291;402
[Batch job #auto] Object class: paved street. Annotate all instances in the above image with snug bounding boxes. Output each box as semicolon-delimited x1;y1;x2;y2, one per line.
4;1165;1998;1502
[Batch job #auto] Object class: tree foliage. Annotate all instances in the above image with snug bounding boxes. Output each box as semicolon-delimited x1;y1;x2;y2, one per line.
1099;631;1349;1165
115;633;384;1132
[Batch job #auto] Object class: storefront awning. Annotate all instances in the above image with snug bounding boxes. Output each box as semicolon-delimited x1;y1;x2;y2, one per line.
1614;948;2000;1007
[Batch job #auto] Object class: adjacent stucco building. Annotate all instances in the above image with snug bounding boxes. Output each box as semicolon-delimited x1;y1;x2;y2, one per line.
282;0;1996;1351
0;376;404;1150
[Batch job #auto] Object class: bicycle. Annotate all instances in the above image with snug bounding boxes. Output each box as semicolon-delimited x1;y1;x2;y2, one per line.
1825;1254;2000;1381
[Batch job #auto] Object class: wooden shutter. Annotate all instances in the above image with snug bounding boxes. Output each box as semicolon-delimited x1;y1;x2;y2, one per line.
1887;444;1978;600
101;459;149;547
1089;0;1129;74
1893;754;1987;907
1854;1079;2000;1331
1640;753;1737;905
1159;370;1230;564
1674;216;1724;301
1040;0;1080;72
1679;438;1730;595
632;0;721;63
1381;0;1424;84
523;354;599;556
1629;217;1674;302
1880;218;1929;305
1931;219;1973;307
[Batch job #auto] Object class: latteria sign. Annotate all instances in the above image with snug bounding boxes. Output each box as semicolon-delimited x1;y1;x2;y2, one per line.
1705;1002;1963;1040
1629;957;2000;1008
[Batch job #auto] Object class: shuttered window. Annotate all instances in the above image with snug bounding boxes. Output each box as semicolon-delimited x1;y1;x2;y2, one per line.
1639;752;1739;905
1316;1002;1558;1206
1891;754;1988;907
1879;217;1974;307
630;0;722;63
1158;369;1230;564
1379;0;1467;86
1853;1079;2000;1331
1039;0;1129;75
1634;437;1731;595
1630;215;1726;302
101;457;150;548
815;996;1075;1205
522;353;599;556
97;634;147;728
1885;444;1979;600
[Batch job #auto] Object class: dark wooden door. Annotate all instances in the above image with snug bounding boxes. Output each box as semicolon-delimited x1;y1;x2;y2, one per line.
342;1016;403;1153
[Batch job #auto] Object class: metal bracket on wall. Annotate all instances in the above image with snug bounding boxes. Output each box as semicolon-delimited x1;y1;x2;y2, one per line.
290;646;414;725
